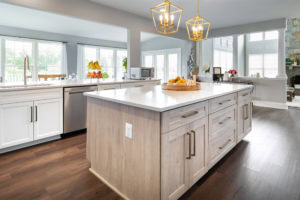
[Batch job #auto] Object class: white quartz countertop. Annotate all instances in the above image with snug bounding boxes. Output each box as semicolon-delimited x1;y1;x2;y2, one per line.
0;79;160;92
84;82;253;112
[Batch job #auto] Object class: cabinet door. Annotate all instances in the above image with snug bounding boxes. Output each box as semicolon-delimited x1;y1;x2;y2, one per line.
0;102;34;149
189;117;208;186
237;100;252;143
34;98;63;140
161;125;190;200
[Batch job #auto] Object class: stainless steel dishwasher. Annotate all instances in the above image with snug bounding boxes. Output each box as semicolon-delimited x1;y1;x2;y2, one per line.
63;85;97;133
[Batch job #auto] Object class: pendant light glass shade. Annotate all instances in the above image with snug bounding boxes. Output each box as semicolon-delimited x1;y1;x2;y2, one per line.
151;0;183;35
185;0;211;41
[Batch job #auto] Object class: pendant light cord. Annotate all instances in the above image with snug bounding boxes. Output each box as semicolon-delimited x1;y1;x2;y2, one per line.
197;0;199;15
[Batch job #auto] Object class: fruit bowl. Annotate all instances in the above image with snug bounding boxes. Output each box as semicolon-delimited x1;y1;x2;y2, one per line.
162;82;200;91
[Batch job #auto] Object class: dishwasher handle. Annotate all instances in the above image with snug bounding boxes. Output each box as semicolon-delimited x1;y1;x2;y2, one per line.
66;90;97;94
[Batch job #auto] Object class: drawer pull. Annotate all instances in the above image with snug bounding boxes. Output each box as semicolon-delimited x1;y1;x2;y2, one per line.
191;130;196;157
219;139;232;150
186;132;192;159
219;116;232;125
242;93;248;97
182;111;199;118
135;85;144;87
218;99;231;105
243;104;249;120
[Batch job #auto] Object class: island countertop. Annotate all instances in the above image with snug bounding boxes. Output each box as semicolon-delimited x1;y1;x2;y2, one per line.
84;82;253;112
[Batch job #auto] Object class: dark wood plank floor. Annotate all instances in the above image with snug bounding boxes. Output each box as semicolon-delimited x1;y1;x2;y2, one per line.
1;107;300;200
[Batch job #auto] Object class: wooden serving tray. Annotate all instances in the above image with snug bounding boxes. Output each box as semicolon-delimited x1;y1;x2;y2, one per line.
162;83;200;91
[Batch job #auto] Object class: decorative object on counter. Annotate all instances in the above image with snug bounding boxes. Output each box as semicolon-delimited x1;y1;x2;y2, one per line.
87;61;109;79
164;76;200;90
202;64;210;73
150;0;183;35
185;0;210;41
122;57;127;79
187;48;196;79
256;73;261;78
228;69;237;78
213;67;223;82
223;71;229;81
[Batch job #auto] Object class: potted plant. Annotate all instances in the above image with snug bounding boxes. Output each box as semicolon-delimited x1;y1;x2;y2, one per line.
122;57;127;79
228;69;237;78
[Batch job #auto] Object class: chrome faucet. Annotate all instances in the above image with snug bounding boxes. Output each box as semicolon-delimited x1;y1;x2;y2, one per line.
24;56;29;86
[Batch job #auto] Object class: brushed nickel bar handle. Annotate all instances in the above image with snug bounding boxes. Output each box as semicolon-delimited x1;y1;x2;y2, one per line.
242;93;248;97
219;139;232;150
218;99;231;105
30;106;33;123
182;111;199;118
35;106;38;122
186;132;192;160
191;130;196;157
246;104;249;120
135;85;144;87
219;116;232;125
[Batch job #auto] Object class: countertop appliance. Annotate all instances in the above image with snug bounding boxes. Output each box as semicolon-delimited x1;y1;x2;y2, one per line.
130;67;154;80
64;85;97;133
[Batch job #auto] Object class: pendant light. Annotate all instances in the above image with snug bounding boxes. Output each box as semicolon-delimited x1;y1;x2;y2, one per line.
151;0;183;35
185;0;211;41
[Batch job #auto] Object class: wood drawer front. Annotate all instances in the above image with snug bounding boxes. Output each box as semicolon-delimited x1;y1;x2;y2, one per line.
98;84;121;90
238;89;252;102
208;128;235;166
209;105;236;141
161;101;208;133
209;93;237;114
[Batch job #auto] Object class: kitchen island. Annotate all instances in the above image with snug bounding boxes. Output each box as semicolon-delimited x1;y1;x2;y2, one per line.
84;82;253;200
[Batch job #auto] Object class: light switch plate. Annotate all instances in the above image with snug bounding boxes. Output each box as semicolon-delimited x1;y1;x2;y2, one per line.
125;122;132;139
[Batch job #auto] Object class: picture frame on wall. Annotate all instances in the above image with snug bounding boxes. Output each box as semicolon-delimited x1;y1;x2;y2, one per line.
213;67;222;75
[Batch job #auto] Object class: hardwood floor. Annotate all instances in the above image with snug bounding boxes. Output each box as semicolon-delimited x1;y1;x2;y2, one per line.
1;107;300;200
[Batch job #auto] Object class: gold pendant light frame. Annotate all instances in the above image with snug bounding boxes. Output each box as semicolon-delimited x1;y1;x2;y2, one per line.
185;0;211;41
151;0;183;35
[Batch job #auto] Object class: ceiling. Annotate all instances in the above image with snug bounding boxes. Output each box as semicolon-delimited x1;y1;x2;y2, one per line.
89;0;300;29
0;2;128;43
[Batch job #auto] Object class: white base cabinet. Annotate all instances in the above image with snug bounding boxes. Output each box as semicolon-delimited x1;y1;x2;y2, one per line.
0;102;34;148
0;88;63;150
34;98;63;140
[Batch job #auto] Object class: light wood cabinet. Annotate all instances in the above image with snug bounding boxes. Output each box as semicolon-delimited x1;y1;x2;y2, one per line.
0;102;34;148
237;99;252;143
34;98;63;140
161;117;208;200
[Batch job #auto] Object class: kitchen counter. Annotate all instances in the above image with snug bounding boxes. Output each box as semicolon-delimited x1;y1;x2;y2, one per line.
0;78;160;92
86;82;253;200
84;82;253;112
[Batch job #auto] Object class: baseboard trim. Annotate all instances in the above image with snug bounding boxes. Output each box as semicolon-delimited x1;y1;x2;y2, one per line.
89;168;130;200
253;100;288;110
0;135;61;154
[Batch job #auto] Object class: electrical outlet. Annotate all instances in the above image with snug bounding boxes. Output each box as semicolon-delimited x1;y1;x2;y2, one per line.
125;123;132;139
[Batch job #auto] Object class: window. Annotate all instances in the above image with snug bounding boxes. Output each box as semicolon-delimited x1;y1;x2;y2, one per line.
213;36;233;73
142;48;181;82
246;30;279;77
81;45;127;79
265;31;278;40
0;36;66;83
249;31;279;42
250;32;263;42
248;54;278;78
38;42;63;75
